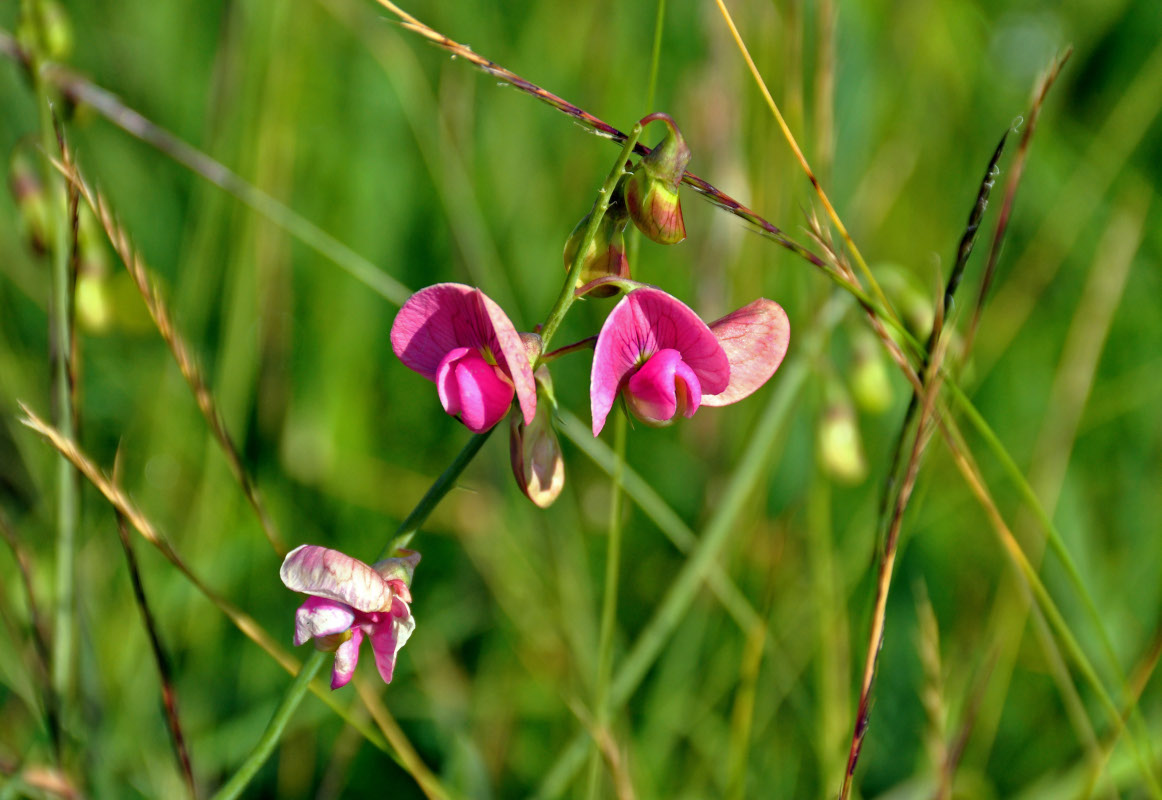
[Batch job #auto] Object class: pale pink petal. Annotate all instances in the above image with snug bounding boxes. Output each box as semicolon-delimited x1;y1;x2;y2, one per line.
293;596;355;646
373;550;421;589
590;288;728;435
366;607;416;685
280;545;392;614
390;284;536;425
701;299;790;407
436;347;516;433
330;627;364;689
623;348;703;425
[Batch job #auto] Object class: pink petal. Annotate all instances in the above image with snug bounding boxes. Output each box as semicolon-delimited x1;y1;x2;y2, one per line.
701;299;790;407
294;596;356;646
436;347;516;433
373;550;421;589
590;288;728;435
280;545;392;614
624;348;703;425
366;607;416;685
330;627;364;689
390;283;536;424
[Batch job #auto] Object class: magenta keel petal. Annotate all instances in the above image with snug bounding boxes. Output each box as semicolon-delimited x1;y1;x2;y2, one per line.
436;347;516;433
590;287;728;434
702;299;790;407
624;348;703;425
330;627;364;690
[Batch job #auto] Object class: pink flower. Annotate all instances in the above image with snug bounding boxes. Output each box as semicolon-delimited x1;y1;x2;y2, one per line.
391;283;537;433
590;287;790;435
280;545;420;689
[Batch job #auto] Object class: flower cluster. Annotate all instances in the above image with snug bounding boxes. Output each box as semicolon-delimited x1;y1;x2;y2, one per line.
283;113;789;690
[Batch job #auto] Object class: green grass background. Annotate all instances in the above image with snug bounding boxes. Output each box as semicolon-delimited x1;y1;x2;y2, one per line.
2;0;1162;797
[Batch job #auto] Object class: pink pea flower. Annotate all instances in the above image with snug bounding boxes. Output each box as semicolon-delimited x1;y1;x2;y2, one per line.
391;283;537;433
590;287;790;435
280;545;420;689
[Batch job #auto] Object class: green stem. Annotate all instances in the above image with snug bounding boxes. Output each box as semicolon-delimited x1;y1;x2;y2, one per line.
210;650;327;800
586;410;627;798
538;124;642;355
381;429;493;559
22;0;79;734
220;429;493;799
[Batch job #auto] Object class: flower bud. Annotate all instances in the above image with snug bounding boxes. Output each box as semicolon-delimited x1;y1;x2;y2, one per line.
510;367;565;508
8;144;50;256
879;264;934;342
40;0;75;61
818;379;867;485
625;113;690;245
849;329;892;415
563;184;631;298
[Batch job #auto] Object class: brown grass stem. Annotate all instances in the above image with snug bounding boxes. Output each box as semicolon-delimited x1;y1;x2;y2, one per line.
0;510;59;754
368;1;840;279
0;27;410;307
112;449;196;798
963;48;1072;360
15;405;425;768
53;157;288;557
839;303;949;800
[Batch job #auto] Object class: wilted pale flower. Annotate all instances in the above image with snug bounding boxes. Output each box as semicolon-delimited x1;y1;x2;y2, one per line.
280;545;420;689
590;287;790;435
391;283;536;433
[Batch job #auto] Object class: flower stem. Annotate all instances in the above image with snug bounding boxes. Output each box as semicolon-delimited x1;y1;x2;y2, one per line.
381;428;493;559
538;125;642;356
586;409;627;798
210;649;327;800
218;430;493;799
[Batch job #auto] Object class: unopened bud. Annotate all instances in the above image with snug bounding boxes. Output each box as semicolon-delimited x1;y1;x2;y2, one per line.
849;329;892;415
879;264;934;342
40;0;74;61
625;113;690;245
818;381;867;484
75;273;114;334
564;184;631;298
8;144;50;255
509;367;565;508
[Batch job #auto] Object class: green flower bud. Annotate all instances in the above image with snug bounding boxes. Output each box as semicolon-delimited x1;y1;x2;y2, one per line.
818;379;867;485
8;144;50;256
849;328;893;415
625;113;690;245
41;0;74;61
564;183;631;298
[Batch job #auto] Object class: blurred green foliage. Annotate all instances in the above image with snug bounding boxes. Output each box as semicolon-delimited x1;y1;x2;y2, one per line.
2;0;1162;797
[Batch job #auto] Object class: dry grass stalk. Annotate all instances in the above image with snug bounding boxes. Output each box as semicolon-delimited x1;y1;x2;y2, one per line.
963;48;1072;359
111;449;196;797
51;157;287;557
914;582;947;795
370;0;834;275
839;297;950;800
17;405;410;763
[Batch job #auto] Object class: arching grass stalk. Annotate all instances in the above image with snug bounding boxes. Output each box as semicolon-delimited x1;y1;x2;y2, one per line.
586;410;628;799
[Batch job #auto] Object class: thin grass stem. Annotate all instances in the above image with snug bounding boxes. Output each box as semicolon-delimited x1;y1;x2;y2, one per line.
210;650;327;800
711;0;897;327
586;410;627;799
536;357;808;798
